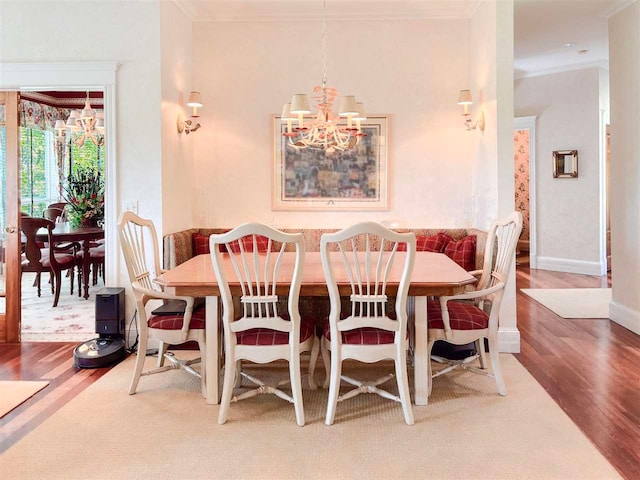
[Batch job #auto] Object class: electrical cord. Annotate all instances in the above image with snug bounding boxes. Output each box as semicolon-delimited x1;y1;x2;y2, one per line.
125;311;138;354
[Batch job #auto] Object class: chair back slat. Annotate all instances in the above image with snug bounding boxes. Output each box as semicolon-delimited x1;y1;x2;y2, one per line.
479;212;523;292
321;222;416;335
117;212;162;294
211;224;305;333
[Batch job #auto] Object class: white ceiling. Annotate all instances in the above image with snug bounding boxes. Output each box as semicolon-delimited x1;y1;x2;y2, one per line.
175;0;635;77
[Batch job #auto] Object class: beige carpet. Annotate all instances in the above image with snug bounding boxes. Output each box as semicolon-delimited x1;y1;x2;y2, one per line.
0;381;49;418
0;353;620;479
521;288;612;319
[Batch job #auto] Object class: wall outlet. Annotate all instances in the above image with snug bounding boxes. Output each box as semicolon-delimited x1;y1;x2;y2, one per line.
123;200;138;214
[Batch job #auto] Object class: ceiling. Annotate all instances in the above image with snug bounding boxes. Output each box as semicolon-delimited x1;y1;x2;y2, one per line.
176;0;634;77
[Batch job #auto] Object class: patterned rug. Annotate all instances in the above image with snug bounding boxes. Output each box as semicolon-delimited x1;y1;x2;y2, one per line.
21;272;98;342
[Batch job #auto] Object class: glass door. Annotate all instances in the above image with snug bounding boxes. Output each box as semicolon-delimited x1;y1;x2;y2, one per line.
0;91;21;342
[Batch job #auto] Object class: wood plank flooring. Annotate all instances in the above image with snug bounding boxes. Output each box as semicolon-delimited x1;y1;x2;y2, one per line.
1;266;639;479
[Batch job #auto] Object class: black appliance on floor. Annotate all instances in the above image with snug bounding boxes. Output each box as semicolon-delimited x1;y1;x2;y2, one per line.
73;287;127;369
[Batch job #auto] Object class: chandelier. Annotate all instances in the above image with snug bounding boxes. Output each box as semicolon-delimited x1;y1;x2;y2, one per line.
281;1;366;153
61;92;105;147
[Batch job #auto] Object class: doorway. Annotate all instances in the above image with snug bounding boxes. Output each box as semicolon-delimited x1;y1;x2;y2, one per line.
514;116;537;268
0;62;117;343
19;90;106;341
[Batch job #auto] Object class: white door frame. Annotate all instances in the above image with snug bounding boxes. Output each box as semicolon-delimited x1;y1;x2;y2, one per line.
0;62;119;286
514;116;537;268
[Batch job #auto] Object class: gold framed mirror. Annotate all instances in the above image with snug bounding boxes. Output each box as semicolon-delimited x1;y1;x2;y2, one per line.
553;150;578;178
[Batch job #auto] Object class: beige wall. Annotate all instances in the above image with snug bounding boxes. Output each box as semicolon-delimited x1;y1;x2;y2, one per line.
609;1;640;335
515;68;603;275
160;0;196;234
191;18;475;229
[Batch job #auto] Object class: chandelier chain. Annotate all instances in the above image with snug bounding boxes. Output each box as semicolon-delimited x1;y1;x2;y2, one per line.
321;0;327;86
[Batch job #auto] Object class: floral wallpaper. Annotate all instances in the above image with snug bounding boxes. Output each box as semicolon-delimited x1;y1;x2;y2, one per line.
514;129;530;241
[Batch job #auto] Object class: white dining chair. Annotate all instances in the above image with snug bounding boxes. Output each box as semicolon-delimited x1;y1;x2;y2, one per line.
426;211;523;397
117;211;206;396
315;222;416;425
210;223;319;426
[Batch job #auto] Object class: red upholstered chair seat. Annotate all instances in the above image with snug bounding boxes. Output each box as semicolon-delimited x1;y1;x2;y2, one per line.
321;318;398;345
148;306;206;330
236;316;315;346
427;299;489;330
21;249;75;269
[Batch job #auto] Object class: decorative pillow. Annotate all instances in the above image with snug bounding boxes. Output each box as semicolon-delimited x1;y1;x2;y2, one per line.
442;234;476;271
227;235;271;254
397;233;449;253
192;232;210;255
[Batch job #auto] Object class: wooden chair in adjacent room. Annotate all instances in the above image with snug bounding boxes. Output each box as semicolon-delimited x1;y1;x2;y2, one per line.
315;222;416;425
20;217;76;307
117;211;206;396
424;212;523;397
210;223;319;426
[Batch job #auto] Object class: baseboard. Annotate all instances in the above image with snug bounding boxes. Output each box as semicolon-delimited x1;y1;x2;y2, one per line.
536;256;604;276
609;300;640;335
498;328;520;353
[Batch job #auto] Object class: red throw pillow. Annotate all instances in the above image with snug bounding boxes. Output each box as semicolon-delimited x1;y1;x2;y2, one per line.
227;235;270;254
397;233;449;252
442;234;476;271
192;232;210;255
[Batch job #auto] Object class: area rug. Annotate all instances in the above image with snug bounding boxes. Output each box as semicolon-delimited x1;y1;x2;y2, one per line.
0;354;620;479
20;272;98;342
0;381;49;418
520;288;612;319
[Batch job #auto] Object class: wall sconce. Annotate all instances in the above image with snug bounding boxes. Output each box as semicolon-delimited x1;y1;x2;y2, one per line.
457;89;485;131
177;91;203;135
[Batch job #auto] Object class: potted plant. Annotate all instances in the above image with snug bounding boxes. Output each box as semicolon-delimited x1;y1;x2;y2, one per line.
62;166;104;228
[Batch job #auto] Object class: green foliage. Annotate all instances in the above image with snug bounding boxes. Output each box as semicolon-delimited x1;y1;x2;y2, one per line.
62;166;104;227
20;128;47;216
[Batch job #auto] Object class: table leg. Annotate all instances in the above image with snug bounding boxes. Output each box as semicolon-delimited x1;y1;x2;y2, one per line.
82;239;91;299
205;296;220;405
413;295;429;405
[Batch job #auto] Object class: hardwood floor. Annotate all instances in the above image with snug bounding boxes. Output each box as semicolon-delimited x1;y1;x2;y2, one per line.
1;267;639;479
515;266;640;480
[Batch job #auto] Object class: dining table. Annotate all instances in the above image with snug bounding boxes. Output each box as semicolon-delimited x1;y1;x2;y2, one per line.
155;251;477;406
34;222;105;300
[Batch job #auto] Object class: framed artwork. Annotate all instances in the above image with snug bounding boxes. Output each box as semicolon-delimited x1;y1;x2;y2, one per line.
272;115;389;211
552;149;578;178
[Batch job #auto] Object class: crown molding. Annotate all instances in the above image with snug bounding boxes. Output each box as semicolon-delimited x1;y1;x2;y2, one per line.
20;91;104;109
173;0;474;22
600;0;637;18
515;60;609;80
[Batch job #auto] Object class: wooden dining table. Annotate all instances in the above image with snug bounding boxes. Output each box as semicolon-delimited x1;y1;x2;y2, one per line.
155;251;476;406
34;222;105;300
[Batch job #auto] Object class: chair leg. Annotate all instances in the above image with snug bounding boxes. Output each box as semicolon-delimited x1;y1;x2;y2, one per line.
289;350;305;427
77;266;82;297
69;266;75;295
234;360;242;388
320;338;331;388
307;335;320;390
52;270;62;308
218;349;237;425
325;349;342;426
92;262;98;286
50;272;54;294
198;338;206;398
157;341;167;368
477;338;487;369
36;272;42;297
129;334;148;395
488;335;506;396
427;340;436;397
396;348;414;425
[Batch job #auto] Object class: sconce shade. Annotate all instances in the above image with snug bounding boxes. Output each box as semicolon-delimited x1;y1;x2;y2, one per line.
187;91;203;107
290;94;311;114
338;95;358;116
458;89;473;105
353;102;367;121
